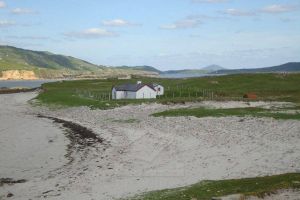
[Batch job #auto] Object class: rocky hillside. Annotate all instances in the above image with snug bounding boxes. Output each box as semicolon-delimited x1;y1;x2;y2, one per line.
0;46;158;80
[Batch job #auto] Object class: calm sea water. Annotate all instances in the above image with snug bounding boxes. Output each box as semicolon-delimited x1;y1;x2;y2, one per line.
160;73;224;78
0;80;57;89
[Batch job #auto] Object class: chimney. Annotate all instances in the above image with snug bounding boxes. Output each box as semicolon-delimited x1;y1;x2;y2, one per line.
137;81;142;84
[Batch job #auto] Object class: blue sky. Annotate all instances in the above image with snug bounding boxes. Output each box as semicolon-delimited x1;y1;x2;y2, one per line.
0;0;300;70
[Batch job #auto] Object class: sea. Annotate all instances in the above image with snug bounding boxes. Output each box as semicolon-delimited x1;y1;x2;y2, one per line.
160;73;224;78
0;80;57;89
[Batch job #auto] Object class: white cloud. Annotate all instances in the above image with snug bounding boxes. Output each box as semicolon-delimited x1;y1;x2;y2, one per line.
160;17;202;30
223;8;255;16
11;8;37;14
192;0;227;3
0;20;16;28
102;19;139;27
0;1;6;8
261;4;298;14
64;28;118;39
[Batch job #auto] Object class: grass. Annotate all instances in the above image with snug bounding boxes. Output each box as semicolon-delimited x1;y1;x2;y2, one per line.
37;73;300;109
127;173;300;200
152;107;300;120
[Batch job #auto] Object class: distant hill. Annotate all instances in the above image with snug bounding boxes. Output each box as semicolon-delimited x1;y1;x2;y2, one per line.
0;46;158;79
115;65;162;74
201;64;225;72
214;62;300;74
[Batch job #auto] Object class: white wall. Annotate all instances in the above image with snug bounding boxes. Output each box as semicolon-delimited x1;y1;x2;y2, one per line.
112;89;127;100
126;91;136;99
136;86;157;99
112;86;157;99
154;85;164;96
112;88;117;99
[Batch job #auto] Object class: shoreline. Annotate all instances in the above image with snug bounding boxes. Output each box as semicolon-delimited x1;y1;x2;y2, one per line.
0;87;39;94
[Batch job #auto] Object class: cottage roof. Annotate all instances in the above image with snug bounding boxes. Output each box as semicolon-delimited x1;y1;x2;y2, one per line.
150;83;161;87
114;83;156;92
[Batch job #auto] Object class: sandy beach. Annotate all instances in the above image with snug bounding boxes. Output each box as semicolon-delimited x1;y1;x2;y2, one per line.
1;92;300;199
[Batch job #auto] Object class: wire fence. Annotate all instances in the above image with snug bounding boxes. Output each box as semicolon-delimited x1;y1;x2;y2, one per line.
75;87;242;101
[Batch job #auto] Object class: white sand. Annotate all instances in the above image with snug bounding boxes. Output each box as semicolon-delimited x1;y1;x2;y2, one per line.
1;92;300;199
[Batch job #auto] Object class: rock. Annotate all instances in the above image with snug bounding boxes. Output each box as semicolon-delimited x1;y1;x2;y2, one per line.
7;193;14;197
0;70;37;80
212;194;245;200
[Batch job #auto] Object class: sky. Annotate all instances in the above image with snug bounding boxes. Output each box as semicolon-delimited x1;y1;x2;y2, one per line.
0;0;300;70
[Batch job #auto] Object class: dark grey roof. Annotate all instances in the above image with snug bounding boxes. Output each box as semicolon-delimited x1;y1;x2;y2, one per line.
150;83;160;87
113;83;156;92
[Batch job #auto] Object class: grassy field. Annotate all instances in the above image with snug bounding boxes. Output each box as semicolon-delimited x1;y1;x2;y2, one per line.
152;107;300;120
37;73;300;109
127;173;300;200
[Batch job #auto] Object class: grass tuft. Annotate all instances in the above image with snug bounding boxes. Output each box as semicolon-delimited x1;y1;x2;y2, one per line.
152;107;300;120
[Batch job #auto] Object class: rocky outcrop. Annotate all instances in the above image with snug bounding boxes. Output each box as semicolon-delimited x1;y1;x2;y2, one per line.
0;70;38;80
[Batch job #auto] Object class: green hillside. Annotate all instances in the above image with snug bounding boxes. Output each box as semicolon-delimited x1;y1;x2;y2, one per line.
0;45;102;72
215;62;300;74
115;65;161;74
0;46;159;79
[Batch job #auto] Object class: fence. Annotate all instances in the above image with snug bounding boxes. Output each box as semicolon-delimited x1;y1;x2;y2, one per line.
75;87;230;101
75;89;112;101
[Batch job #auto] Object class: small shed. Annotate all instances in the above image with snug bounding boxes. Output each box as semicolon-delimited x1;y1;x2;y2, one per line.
112;81;158;100
150;83;164;96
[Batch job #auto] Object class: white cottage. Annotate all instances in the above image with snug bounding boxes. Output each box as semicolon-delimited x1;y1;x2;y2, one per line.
112;81;159;100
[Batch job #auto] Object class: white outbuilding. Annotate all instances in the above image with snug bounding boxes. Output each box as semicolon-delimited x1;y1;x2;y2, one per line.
150;83;164;96
112;81;161;100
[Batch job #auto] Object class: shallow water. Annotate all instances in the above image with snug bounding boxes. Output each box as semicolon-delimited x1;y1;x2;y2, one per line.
0;80;57;88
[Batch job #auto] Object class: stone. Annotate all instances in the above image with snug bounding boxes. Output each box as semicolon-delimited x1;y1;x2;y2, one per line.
212;194;245;200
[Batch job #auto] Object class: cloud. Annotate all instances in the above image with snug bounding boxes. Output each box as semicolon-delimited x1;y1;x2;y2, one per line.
64;28;118;39
261;4;299;14
102;19;140;27
222;8;256;16
0;20;16;28
0;1;6;8
11;8;37;15
192;0;227;3
160;16;202;30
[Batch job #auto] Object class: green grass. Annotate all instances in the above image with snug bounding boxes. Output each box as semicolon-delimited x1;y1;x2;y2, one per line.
152;107;300;120
37;73;300;109
127;173;300;200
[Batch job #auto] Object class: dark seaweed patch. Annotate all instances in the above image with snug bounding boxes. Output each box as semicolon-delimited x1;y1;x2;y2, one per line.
0;178;26;187
37;114;107;164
